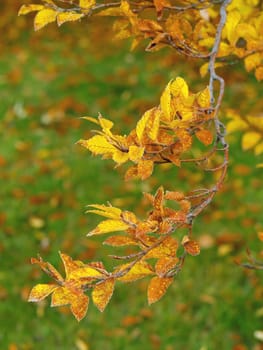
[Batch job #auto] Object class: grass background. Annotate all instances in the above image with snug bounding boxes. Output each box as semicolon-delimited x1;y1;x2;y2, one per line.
0;2;263;349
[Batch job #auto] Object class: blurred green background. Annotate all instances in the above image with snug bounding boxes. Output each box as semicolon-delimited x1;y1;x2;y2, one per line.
0;1;263;349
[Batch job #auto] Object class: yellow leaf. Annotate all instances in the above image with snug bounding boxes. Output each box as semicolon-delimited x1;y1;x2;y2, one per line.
128;145;145;163
255;66;263;81
160;80;172;121
34;8;57;31
92;278;115;312
226;119;247;133
255;141;263;155
242;132;261;150
51;286;71;307
136;110;151;142
79;0;96;10
28;284;57;302
116;261;154;282
18;4;44;16
88;219;129;236
196;86;210;108
78;135;115;155
98;116;114;131
170;77;188;99
112;149;129;164
57;12;84;26
223;10;240;44
244;53;262;72
147;276;173;304
148;108;161;141
68;266;103;280
87;204;122;219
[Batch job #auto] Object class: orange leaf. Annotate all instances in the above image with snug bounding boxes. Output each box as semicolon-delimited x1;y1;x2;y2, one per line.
153;186;164;211
138;160;154;180
125;165;138;181
195;129;213;146
92;278;115;312
155;257;179;276
28;284;57;302
70;292;89;322
121;210;138;225
182;236;200;256
165;191;185;201
258;232;263;242
147;276;173;304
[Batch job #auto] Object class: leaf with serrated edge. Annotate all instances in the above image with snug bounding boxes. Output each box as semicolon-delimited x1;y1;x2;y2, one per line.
57;12;84;26
70;292;89;322
136;110;151;142
160;80;172;121
148;276;173;304
28;284;57;302
87;204;122;219
34;8;57;31
92;278;115;312
103;235;137;246
88;219;129;236
18;4;44;15
116;261;154;282
78;135;115;155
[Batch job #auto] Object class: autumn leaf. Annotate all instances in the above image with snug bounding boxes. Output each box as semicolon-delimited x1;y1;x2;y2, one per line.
28;284;57;302
57;12;84;27
128;145;145;163
137;160;154;180
182;236;200;256
79;0;96;10
86;204;122;219
18;4;44;16
155;256;179;276
242;131;261;150
78;135;115;156
116;261;154;282
147;276;173;304
92;278;115;312
103;235;137;246
34;8;57;31
87;219;130;236
195;129;213;146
